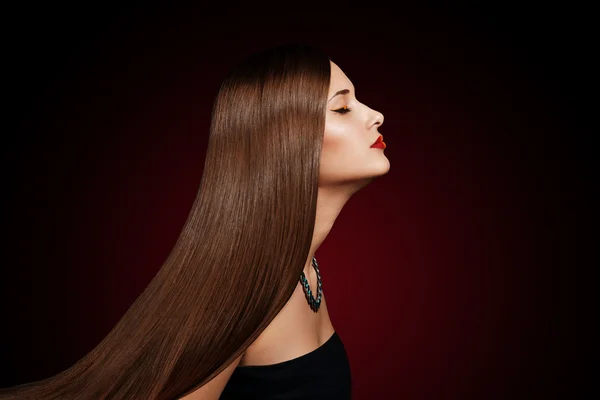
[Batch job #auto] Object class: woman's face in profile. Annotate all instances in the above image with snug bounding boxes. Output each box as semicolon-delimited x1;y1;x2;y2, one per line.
320;61;390;188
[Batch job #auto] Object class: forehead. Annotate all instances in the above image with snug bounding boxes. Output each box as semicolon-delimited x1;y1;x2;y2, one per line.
329;61;353;94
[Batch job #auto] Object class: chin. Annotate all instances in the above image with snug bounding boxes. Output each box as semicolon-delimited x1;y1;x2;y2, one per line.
320;157;391;189
368;156;391;177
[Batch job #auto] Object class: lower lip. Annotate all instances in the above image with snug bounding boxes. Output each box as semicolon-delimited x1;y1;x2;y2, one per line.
371;141;386;149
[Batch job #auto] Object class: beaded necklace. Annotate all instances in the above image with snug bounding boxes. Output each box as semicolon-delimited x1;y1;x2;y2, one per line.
299;256;323;312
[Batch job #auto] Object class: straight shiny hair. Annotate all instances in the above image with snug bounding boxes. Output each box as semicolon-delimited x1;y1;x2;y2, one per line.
0;43;331;399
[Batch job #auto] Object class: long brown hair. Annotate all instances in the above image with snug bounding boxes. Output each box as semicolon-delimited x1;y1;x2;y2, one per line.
1;43;331;399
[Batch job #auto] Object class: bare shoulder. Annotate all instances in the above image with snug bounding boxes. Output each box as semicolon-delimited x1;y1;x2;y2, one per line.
240;281;335;366
180;282;334;398
179;352;243;400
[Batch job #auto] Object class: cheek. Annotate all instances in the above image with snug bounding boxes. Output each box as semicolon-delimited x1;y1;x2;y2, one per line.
322;128;349;165
322;119;363;155
319;121;367;179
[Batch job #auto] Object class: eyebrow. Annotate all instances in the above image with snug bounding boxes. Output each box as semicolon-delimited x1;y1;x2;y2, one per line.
328;89;350;102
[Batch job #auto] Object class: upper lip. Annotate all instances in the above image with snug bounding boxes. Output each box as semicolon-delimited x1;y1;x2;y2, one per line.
371;134;383;146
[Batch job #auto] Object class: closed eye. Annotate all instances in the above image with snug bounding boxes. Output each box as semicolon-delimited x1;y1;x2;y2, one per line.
332;106;352;115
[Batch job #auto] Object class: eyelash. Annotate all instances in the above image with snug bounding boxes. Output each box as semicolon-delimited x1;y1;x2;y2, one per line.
333;105;352;115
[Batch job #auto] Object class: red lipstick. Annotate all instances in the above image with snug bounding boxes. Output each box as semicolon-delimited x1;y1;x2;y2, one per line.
370;134;386;149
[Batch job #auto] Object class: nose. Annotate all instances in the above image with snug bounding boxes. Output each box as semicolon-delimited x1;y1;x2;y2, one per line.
369;109;384;130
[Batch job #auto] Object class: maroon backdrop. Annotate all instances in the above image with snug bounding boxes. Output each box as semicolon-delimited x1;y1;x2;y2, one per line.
1;3;595;399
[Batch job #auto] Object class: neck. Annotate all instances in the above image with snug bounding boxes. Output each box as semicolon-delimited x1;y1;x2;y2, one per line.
302;183;362;275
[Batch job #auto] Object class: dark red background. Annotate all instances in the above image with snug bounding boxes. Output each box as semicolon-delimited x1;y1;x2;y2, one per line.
1;3;596;399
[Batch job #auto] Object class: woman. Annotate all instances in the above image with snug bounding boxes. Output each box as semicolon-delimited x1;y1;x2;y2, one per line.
0;43;389;399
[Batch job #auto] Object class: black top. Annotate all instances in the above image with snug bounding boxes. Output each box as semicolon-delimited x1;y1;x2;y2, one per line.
220;331;352;400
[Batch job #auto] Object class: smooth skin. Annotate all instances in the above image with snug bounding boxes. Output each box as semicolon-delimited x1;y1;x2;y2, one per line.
181;61;388;399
